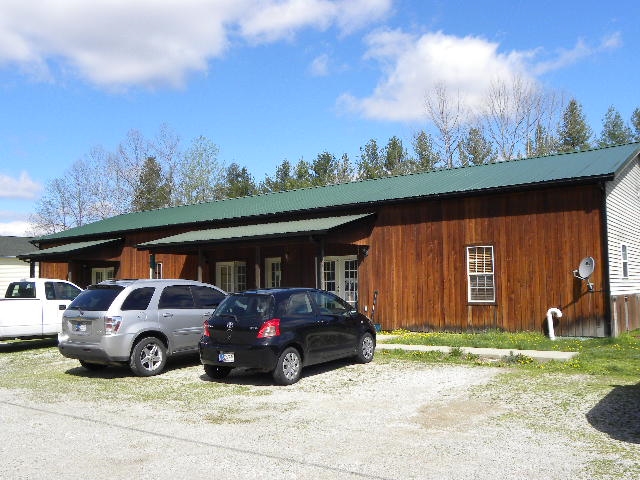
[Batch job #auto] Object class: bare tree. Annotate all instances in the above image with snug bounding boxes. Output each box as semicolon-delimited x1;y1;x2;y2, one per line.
482;75;545;161
173;135;225;205
426;83;464;168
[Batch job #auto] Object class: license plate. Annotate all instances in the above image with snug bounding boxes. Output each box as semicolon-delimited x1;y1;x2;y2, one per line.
219;352;234;363
73;322;87;333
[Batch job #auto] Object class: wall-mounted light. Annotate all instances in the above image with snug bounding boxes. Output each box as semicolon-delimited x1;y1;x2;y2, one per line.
361;246;369;257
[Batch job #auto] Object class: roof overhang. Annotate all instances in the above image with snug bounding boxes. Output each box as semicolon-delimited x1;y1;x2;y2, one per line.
138;214;373;250
18;238;121;260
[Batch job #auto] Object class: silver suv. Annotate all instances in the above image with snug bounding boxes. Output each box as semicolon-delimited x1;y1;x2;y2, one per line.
58;279;227;376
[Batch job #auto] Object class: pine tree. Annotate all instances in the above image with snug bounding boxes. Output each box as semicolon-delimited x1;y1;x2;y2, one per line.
221;163;257;199
459;127;496;165
631;107;640;142
412;130;438;171
132;157;171;211
357;139;383;179
557;99;591;152
383;136;411;175
598;106;633;147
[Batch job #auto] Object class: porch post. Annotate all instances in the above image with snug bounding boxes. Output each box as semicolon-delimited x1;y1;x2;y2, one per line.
197;248;204;282
315;237;325;289
255;246;261;289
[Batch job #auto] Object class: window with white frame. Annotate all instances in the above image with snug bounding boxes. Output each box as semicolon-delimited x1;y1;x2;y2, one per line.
621;244;629;278
265;257;281;288
153;262;163;279
91;267;115;285
216;261;247;292
466;245;495;303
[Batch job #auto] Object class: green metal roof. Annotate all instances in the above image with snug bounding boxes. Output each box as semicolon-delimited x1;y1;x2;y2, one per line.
18;238;120;260
139;214;372;249
36;142;640;243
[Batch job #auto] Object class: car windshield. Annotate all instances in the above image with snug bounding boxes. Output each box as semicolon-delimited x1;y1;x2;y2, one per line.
214;294;274;324
67;285;124;311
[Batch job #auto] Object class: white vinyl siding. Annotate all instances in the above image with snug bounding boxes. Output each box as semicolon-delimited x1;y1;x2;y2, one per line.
466;246;495;303
605;158;640;295
0;259;38;296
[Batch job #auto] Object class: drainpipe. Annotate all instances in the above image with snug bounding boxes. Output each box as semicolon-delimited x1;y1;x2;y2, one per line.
546;307;562;340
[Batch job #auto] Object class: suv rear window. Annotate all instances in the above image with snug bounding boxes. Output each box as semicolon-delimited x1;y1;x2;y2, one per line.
192;286;225;308
158;285;195;309
214;294;274;324
121;287;155;311
67;285;124;311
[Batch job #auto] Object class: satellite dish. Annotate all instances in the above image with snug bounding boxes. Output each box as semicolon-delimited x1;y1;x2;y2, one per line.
573;256;595;291
576;256;595;279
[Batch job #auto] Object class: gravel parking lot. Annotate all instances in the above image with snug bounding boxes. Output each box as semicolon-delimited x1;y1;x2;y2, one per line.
1;344;639;479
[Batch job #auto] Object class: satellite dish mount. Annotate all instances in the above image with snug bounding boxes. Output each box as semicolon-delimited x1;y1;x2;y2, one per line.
573;256;595;292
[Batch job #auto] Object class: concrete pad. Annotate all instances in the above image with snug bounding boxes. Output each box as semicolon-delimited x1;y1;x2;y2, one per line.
375;343;579;362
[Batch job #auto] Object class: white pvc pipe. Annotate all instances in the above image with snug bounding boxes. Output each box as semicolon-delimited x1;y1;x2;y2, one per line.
546;308;562;340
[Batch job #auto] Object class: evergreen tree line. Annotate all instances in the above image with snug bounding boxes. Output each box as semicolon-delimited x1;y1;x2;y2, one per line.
30;96;640;235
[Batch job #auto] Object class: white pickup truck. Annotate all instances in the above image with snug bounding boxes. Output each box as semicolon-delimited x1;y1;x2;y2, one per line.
0;278;82;340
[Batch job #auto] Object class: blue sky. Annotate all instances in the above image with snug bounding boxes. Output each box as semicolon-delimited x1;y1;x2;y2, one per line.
1;0;638;236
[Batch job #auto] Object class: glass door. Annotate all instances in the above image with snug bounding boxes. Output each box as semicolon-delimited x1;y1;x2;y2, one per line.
322;256;358;306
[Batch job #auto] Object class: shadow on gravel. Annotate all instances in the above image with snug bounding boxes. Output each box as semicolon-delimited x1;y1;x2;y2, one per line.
586;382;640;444
0;337;57;352
200;358;355;386
64;353;201;379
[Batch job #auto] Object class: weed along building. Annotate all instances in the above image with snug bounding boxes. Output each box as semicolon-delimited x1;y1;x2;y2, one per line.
21;143;640;337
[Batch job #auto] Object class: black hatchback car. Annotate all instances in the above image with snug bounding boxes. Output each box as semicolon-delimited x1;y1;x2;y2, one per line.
199;288;376;385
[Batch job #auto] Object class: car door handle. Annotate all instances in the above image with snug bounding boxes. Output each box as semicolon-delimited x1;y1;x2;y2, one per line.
59;304;67;310
162;312;174;318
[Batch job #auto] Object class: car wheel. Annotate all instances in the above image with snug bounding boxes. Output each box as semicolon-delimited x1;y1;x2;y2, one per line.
204;364;231;380
79;360;107;371
355;332;375;363
272;347;302;385
129;337;167;377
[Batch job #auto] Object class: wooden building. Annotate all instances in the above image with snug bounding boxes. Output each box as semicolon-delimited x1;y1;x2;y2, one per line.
21;143;640;337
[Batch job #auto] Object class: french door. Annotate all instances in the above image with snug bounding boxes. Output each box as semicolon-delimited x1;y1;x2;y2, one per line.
91;267;114;284
322;255;358;306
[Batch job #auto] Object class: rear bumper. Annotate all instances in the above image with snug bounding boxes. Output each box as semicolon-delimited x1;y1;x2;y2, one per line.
199;339;281;372
57;334;131;364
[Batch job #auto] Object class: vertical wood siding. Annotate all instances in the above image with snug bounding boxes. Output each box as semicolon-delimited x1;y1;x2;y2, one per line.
358;184;608;336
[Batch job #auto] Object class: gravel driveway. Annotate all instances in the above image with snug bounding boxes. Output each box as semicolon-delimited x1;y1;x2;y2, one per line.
1;348;639;479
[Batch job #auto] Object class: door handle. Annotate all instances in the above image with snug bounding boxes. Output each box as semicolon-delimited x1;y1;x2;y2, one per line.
58;304;67;310
162;312;174;318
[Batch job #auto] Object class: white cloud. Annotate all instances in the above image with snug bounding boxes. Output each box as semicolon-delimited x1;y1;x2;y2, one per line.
0;0;392;89
0;210;32;236
309;54;330;76
0;172;42;199
338;30;531;122
533;32;622;75
0;220;32;237
339;29;623;123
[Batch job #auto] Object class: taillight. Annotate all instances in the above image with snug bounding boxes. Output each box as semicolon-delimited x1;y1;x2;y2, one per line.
104;316;122;335
203;320;211;337
257;319;280;338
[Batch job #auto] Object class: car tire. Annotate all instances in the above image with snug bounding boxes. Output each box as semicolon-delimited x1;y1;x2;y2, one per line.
204;364;231;380
129;337;167;377
79;360;107;371
355;332;375;363
272;347;302;385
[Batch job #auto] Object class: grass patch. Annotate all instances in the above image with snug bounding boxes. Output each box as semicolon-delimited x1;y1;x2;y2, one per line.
380;329;640;379
0;343;268;409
